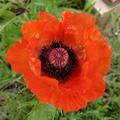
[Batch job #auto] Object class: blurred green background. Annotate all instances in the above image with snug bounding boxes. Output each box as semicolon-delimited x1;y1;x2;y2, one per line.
0;0;120;120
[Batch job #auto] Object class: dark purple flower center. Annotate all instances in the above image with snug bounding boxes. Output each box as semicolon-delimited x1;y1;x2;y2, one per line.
39;41;78;81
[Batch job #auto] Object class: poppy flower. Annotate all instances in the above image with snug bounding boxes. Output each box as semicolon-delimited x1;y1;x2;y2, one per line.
6;11;112;112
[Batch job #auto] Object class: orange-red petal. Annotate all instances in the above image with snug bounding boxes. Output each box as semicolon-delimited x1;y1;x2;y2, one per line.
84;26;112;76
5;40;29;74
59;11;96;46
24;68;87;112
21;12;59;46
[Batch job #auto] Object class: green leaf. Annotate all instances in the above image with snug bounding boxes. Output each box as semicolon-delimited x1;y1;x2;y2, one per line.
0;3;12;16
0;10;15;24
27;103;56;120
83;0;94;12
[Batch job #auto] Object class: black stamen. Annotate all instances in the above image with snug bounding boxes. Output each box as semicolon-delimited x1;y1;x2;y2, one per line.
39;41;78;82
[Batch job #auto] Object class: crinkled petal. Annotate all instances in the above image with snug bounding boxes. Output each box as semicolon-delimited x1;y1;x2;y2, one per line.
54;89;87;112
5;40;29;74
24;68;87;112
84;76;105;102
21;12;59;46
84;27;112;76
59;11;96;58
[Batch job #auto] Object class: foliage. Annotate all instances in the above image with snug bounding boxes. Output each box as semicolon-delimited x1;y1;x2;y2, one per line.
0;0;120;120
